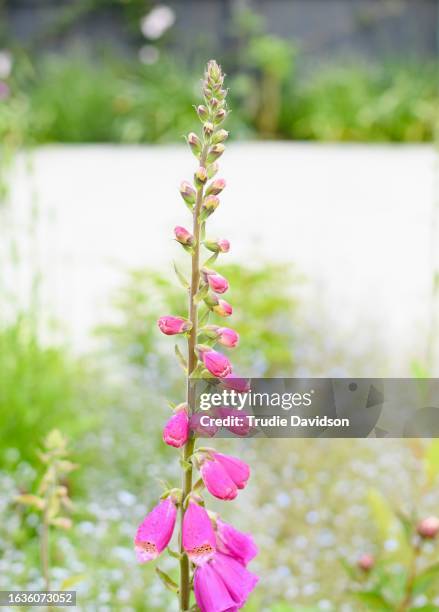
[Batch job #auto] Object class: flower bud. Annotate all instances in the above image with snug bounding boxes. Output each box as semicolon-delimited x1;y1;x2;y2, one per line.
187;132;202;157
207;272;229;294
213;299;232;317
205;178;226;197
203;122;214;137
196;105;209;121
207;162;219;179
221;375;251;393
357;554;374;572
163;406;189;448
212;129;229;144
201;195;220;217
174;226;194;246
158;316;192;335
204;292;219;309
180;181;196;206
190;412;219;437
417;516;439;539
207;144;225;164
195;166;208;185
214;108;227;124
204;238;230;253
216;327;239;347
210;98;220;111
196;347;232;378
206;60;222;83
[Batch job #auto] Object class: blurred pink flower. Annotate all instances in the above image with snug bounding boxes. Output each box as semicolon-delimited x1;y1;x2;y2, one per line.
212;299;232;317
199;348;232;378
207;273;229;294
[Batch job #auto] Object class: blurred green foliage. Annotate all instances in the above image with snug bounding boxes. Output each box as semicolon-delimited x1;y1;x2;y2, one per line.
97;262;299;378
0;315;95;466
0;51;437;145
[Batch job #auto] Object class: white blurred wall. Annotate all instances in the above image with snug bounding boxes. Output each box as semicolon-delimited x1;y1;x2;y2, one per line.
4;143;438;374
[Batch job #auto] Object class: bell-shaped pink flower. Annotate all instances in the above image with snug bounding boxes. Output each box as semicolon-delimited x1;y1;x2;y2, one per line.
221;375;250;393
200;456;238;500
174;226;194;246
134;498;177;563
216;327;239;348
183;501;216;565
190;412;219;437
194;560;238;612
207;273;229;294
199;348;232;378
158;316;192;336
212;299;232;317
215;519;258;566
163;406;190;448
213;452;250;490
217;407;252;437
210;553;259;607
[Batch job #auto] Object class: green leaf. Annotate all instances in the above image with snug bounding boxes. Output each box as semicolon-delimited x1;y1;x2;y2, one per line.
352;591;393;610
198;308;210;326
167;547;182;560
413;561;439;595
203;253;219;267
173;261;190;290
155;567;179;593
175;344;188;371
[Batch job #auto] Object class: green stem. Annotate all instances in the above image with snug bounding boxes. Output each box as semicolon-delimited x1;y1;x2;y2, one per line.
179;144;208;611
397;541;421;612
41;508;50;591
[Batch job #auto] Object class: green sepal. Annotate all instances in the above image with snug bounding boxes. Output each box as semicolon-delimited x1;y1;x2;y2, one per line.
155;567;179;593
194;283;209;305
167;547;182;561
180;458;192;472
173;261;190;290
203;253;219;267
175;345;188;372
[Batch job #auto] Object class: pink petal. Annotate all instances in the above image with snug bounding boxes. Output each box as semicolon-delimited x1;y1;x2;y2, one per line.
134;498;177;563
201;458;237;500
163;409;189;448
216;519;258;566
183;502;216;565
194;561;238;612
210;553;259;607
213;452;250;490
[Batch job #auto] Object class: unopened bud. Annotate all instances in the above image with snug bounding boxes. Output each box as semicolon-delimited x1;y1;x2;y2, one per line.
195;166;208;184
206;60;221;83
187;132;202;157
212;299;233;317
417;516;439;539
205;178;226;196
216;88;227;100
210;98;220;111
180;181;196;206
201;195;220;216
212;129;229;144
214;108;227;124
203;122;214;137
196;105;209;121
207;144;225;164
357;554;374;572
207;163;219;179
204;292;219;308
204;238;230;253
174;226;194;246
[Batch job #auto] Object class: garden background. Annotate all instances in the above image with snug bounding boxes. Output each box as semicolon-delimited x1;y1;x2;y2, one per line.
1;0;439;609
